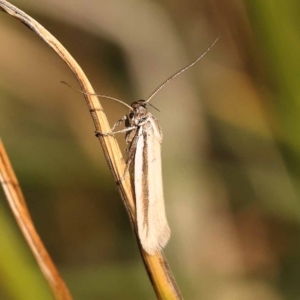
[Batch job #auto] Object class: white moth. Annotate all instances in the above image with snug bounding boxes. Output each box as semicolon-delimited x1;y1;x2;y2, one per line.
123;100;170;254
96;99;170;254
62;37;219;255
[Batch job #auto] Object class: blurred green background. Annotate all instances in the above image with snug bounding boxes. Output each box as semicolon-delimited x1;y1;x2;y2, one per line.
1;0;300;299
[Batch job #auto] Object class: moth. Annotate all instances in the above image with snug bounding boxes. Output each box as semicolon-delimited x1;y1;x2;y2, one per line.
62;36;220;255
103;99;170;255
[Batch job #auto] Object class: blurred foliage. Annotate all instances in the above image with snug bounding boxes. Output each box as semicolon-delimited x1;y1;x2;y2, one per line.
0;203;52;299
1;0;300;299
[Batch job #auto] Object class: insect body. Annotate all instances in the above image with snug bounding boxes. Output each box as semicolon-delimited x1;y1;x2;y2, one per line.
96;100;170;255
62;36;220;255
125;100;170;254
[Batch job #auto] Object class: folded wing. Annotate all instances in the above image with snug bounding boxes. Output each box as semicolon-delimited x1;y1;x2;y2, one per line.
135;120;170;255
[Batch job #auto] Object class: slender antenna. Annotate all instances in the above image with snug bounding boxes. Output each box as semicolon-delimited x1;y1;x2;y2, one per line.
149;103;160;112
145;36;221;103
61;81;133;110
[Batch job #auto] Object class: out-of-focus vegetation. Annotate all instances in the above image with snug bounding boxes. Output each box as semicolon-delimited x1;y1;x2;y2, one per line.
0;0;300;299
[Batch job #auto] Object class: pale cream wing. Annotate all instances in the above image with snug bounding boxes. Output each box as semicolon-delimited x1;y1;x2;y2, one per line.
134;127;145;230
135;121;170;255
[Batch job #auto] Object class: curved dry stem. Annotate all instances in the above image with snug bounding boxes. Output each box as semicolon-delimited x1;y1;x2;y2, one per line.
0;141;72;300
0;1;182;299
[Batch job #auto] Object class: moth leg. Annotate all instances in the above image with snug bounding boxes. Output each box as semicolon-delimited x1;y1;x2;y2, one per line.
116;158;133;184
111;116;127;131
117;131;141;184
95;126;136;137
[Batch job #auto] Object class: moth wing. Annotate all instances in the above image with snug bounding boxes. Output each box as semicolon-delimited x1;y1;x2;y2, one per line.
134;127;144;221
135;121;170;255
149;114;163;143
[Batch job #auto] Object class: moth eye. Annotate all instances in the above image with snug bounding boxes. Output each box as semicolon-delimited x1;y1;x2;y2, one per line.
129;112;134;119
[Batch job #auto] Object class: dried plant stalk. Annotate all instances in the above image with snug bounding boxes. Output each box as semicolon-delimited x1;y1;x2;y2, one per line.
0;141;73;300
0;1;182;299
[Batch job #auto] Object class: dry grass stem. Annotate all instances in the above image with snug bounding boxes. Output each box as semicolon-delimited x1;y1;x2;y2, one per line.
0;141;73;300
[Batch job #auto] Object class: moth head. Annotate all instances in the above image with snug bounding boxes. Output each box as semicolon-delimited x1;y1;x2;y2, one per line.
129;100;148;123
137;99;147;107
131;100;147;109
130;100;147;115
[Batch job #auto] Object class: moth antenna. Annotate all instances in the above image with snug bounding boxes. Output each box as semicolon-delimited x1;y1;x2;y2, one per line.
61;81;133;110
145;36;221;103
149;103;160;112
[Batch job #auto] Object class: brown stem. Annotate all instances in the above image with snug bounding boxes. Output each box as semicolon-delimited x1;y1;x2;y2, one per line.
0;141;73;300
